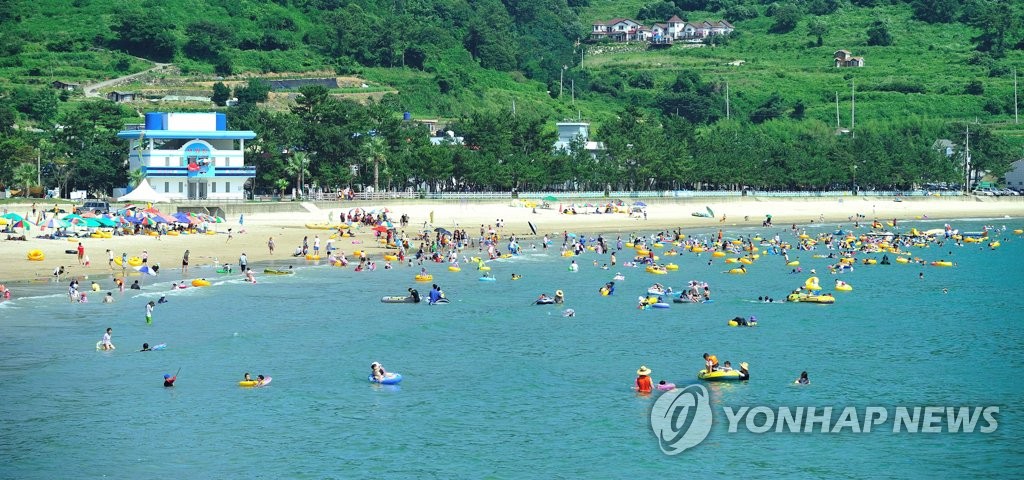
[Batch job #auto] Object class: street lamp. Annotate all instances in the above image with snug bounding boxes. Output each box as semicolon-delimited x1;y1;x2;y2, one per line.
852;164;858;195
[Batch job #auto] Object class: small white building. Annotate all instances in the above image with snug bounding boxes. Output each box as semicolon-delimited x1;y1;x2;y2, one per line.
554;122;604;155
1005;159;1024;190
117;112;256;200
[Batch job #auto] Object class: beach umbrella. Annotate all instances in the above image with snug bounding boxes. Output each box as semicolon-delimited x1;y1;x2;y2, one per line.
123;215;142;225
372;225;389;233
348;207;364;215
3;213;26;223
142;207;176;223
634;201;647;207
172;212;189;223
706;206;715;217
93;217;117;227
143;217;157;227
543;195;558;202
239;214;244;225
135;265;157;276
214;216;225;223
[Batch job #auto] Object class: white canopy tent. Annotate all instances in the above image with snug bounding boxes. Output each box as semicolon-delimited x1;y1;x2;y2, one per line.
116;179;170;203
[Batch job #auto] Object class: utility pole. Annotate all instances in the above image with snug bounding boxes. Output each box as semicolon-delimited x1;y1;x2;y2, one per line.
571;78;575;105
1015;68;1019;124
964;125;971;192
725;81;730;119
851;78;856;139
835;92;840;128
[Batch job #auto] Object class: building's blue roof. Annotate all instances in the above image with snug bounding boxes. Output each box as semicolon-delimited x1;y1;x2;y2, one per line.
116;130;257;140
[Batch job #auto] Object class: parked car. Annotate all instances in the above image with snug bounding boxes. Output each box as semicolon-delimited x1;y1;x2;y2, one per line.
971;188;996;196
76;200;110;215
998;188;1019;196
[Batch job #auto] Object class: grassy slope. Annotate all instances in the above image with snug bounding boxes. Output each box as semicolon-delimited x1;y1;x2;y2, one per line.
580;3;1023;128
3;0;1022;140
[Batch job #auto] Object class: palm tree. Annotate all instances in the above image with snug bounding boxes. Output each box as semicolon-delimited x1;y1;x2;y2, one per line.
283;152;309;198
362;136;387;192
13;163;37;197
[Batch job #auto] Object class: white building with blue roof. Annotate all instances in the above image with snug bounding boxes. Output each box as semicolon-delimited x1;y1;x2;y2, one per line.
117;112;256;200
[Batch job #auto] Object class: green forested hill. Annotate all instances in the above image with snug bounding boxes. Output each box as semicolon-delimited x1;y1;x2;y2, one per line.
0;0;1022;195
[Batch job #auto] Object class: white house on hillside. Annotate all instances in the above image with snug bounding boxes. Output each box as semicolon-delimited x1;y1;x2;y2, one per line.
592;17;734;43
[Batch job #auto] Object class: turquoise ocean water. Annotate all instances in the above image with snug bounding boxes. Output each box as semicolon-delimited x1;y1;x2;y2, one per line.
1;219;1022;478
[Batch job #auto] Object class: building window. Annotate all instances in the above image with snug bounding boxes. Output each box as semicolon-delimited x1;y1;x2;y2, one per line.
178;182;183;193
165;182;170;193
165;156;171;166
211;182;217;193
226;182;231;193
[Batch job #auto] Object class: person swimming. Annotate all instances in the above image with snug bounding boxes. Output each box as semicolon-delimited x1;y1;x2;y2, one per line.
795;371;809;385
140;343;152;352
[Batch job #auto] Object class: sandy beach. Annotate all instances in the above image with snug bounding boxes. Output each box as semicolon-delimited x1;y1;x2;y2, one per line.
1;195;1022;285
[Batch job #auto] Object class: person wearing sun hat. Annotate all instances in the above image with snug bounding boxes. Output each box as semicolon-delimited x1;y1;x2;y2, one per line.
739;362;750;381
635;365;653;393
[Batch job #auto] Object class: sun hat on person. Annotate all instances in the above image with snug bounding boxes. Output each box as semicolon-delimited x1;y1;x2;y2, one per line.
740;362;749;370
636;365;652;376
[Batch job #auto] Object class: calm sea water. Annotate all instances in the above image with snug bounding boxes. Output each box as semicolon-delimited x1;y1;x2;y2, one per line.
1;219;1022;478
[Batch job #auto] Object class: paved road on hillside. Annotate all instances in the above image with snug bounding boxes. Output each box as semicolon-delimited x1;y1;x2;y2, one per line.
83;63;171;97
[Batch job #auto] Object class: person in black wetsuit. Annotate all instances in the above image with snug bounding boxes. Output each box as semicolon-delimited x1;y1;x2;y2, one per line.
408;287;420;303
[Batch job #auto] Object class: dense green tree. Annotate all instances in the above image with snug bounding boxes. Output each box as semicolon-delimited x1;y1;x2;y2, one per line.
110;10;176;61
964;0;1017;56
234;79;271;105
807;17;829;47
638;1;681;22
866;19;893;46
212;82;231;106
911;0;960;23
771;4;802;33
183;20;236;60
49;101;130;194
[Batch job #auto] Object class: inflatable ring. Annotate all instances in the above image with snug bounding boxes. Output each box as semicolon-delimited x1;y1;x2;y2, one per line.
728;268;746;274
128;257;143;267
478;265;491;272
665;263;679;270
191;279;211;287
414;274;433;282
786;261;799;266
352;250;363;257
448;266;461;272
65;249;77;254
305;254;320;261
555;290;564;297
711;251;725;257
561;251;574;257
27;250;45;261
383;254;398;261
930;261;953;267
835;283;853;291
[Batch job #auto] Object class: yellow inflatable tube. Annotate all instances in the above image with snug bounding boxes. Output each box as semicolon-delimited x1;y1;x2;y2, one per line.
27;249;45;261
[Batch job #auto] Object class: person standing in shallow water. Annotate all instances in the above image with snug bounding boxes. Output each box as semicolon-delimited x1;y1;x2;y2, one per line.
182;249;190;275
635;365;653;393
